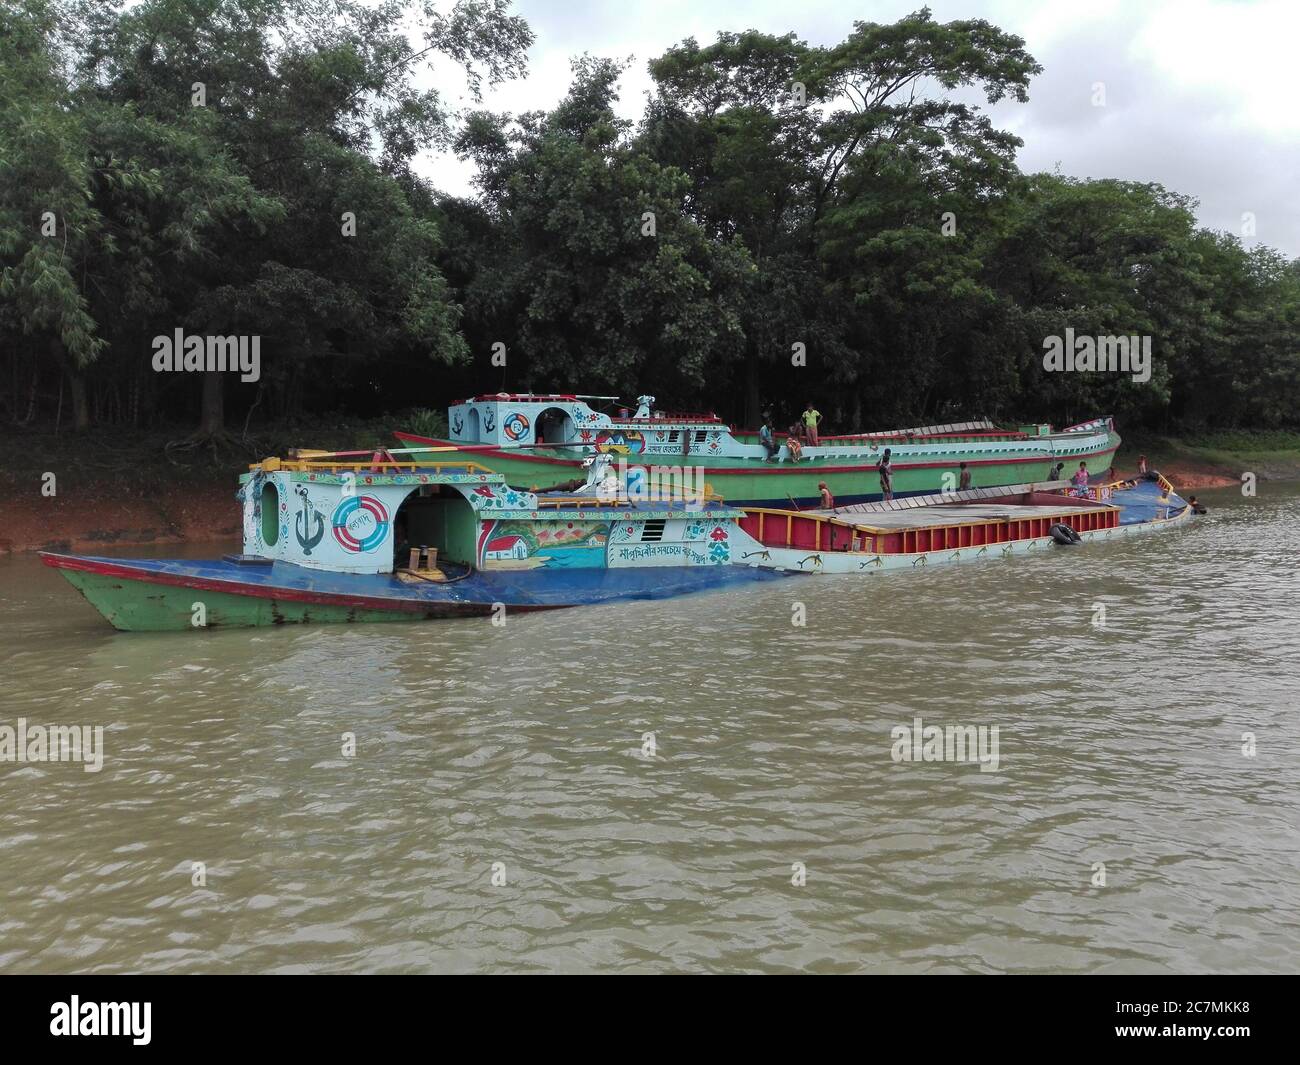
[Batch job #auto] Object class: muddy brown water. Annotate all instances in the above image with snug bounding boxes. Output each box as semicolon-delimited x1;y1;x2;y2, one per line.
0;484;1297;973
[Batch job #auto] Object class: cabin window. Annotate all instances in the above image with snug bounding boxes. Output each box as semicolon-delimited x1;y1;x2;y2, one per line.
261;482;279;545
694;430;708;444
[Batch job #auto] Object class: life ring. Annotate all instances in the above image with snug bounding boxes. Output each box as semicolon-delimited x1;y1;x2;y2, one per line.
1049;522;1082;546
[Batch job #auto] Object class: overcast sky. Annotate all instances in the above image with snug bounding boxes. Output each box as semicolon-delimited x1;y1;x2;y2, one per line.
416;0;1300;258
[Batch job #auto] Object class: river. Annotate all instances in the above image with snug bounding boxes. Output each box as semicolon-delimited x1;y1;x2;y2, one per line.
1;483;1297;973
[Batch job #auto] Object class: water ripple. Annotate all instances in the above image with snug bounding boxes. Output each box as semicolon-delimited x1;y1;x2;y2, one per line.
1;485;1297;972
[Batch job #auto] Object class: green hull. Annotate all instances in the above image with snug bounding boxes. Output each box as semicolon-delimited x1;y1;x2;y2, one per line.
59;569;418;632
414;437;1121;506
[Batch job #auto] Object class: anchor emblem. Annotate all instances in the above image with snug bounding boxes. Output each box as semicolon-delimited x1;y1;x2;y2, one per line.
483;408;496;433
294;485;325;554
452;412;464;436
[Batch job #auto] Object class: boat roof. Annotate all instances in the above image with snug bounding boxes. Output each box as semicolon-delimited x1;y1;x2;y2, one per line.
244;452;507;486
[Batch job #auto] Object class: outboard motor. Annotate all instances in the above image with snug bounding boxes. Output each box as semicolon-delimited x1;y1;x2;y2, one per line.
1049;522;1083;546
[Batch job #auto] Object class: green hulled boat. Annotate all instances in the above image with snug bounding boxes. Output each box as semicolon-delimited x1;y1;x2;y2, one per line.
395;394;1120;508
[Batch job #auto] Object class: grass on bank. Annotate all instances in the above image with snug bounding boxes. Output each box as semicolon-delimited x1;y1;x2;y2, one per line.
1118;429;1300;476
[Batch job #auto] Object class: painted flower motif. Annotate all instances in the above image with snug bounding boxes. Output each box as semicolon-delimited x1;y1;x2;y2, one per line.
473;486;496;498
708;541;728;563
710;526;728;541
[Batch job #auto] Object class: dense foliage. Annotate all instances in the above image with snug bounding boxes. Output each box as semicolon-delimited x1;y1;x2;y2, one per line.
2;0;1297;437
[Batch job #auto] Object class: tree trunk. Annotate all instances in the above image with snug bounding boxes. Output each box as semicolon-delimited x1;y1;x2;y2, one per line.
744;347;760;427
199;371;224;435
50;337;89;430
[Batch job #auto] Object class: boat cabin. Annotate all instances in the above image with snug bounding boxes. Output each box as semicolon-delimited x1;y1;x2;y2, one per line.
446;392;735;458
237;452;750;576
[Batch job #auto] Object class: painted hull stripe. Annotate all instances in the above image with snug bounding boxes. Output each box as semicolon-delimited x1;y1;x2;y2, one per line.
39;553;546;615
395;433;1117;475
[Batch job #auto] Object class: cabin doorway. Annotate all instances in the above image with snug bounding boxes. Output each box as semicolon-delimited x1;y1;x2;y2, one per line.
392;487;477;575
536;406;574;445
464;407;481;442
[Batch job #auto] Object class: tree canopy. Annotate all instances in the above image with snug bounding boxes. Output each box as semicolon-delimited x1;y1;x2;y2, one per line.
2;1;1296;438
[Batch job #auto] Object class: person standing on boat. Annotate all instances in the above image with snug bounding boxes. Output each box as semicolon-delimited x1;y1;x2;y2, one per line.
1137;454;1149;476
1072;461;1090;497
759;416;778;461
802;403;822;447
958;462;971;491
878;448;894;501
1048;461;1064;482
819;481;835;509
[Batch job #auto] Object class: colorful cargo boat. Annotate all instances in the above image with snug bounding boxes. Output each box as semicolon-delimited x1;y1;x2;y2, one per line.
395;393;1121;507
40;453;791;631
731;473;1195;574
41;437;1194;632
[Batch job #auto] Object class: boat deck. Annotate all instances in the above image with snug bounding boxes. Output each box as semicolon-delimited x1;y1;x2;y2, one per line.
811;501;1110;530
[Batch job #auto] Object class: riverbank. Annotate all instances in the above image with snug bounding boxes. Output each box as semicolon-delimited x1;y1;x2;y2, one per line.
0;418;436;555
1116;430;1300;491
3;425;1298;554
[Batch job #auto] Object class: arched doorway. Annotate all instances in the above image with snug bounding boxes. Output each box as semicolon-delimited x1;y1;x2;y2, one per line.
391;486;477;571
464;407;481;442
536;406;575;444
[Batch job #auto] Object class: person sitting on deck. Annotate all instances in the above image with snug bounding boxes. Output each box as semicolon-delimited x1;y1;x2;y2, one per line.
958;462;972;491
1072;461;1090;497
878;448;894;501
786;430;803;463
1048;461;1065;482
758;416;778;461
819;481;835;509
802;402;822;446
